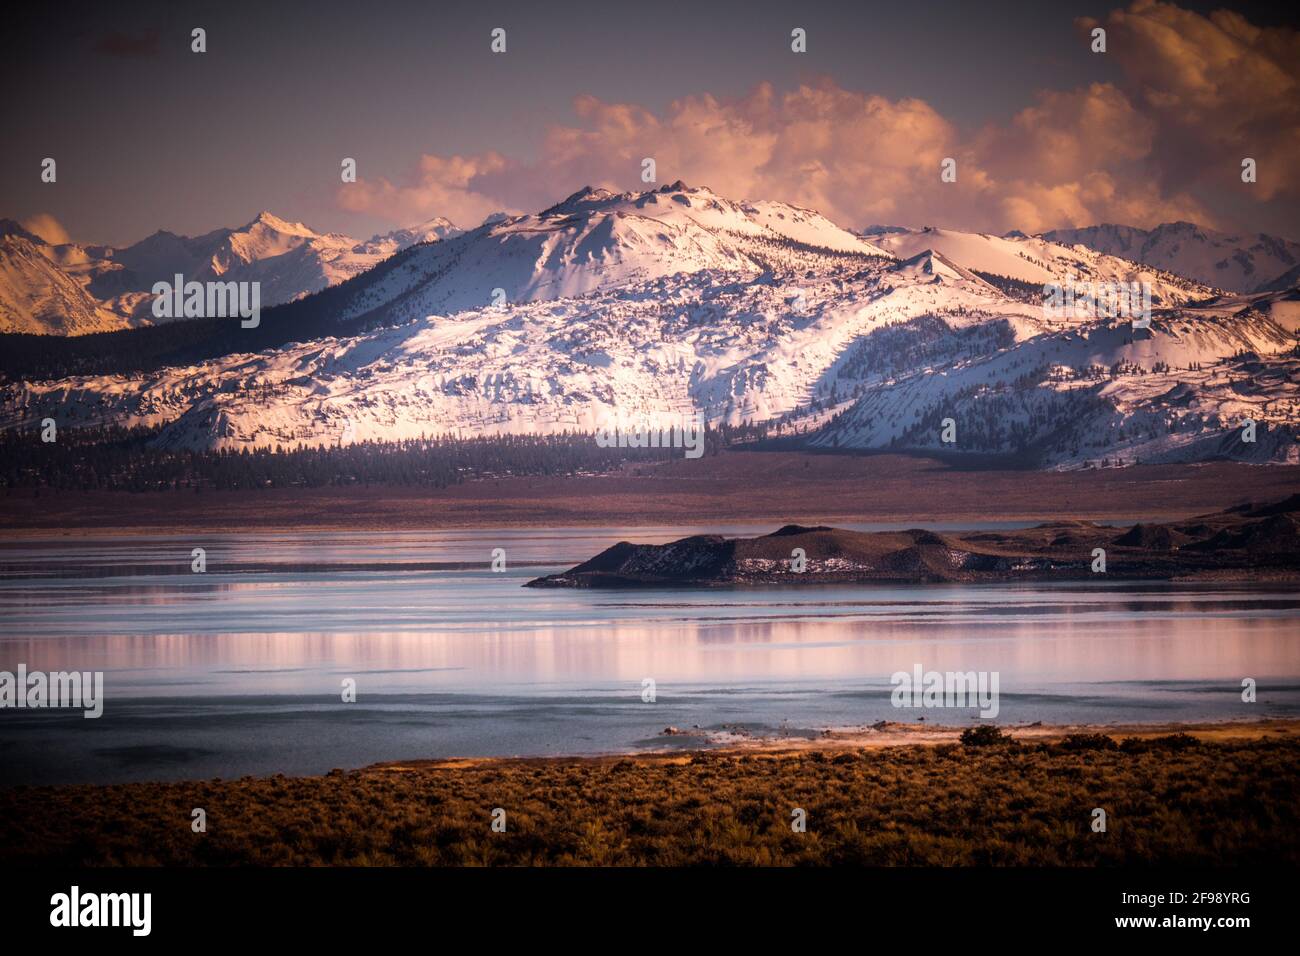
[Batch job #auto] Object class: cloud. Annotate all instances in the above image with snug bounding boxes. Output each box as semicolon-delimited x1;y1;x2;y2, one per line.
20;213;71;245
966;82;1211;233
1078;0;1300;201
336;153;514;228
92;29;160;59
340;2;1294;234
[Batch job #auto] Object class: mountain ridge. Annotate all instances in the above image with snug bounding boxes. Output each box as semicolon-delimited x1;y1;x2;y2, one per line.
3;184;1296;471
0;212;464;336
1043;222;1300;294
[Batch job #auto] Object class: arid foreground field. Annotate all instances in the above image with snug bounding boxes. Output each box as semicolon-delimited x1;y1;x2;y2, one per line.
3;724;1296;866
4;454;1300;534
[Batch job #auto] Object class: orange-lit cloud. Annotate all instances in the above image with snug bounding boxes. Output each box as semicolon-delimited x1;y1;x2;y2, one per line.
337;153;513;227
19;213;72;245
1078;0;1300;202
340;1;1295;234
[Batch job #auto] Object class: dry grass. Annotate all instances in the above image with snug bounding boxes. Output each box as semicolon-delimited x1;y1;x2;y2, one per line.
2;734;1296;866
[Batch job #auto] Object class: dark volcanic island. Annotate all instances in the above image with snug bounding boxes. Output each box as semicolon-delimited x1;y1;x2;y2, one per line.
525;496;1300;588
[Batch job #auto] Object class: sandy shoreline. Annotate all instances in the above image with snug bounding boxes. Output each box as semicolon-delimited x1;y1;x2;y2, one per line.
372;717;1300;773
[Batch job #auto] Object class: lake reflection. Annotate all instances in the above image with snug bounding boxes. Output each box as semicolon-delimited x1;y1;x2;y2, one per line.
1;527;1297;784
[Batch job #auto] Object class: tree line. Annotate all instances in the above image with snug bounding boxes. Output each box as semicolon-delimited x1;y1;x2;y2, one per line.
1;422;768;492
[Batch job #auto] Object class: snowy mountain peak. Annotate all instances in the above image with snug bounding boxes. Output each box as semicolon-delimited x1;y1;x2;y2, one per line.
541;185;620;216
891;248;990;288
330;182;893;324
242;210;318;237
353;217;462;257
531;181;886;253
545;181;707;216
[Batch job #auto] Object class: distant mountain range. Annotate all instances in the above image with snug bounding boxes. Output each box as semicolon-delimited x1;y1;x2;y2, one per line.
0;212;461;335
4;181;1296;470
1042;222;1300;294
8;201;1296;339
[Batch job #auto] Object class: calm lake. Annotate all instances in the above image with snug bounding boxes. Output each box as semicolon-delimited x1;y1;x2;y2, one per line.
1;525;1298;784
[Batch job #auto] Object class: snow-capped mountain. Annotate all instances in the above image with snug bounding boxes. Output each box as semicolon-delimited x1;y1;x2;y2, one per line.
869;226;1211;307
330;181;892;323
107;211;438;312
890;249;995;289
808;289;1300;467
0;260;1014;449
0;213;461;335
4;184;1296;469
0;224;127;335
1043;222;1300;294
353;217;462;256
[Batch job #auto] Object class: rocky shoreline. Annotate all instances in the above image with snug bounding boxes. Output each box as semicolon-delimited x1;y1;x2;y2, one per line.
526;495;1300;587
